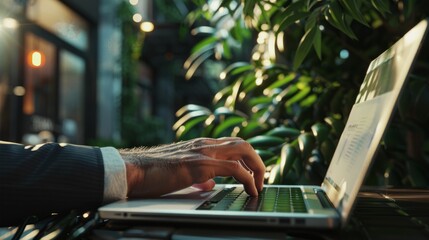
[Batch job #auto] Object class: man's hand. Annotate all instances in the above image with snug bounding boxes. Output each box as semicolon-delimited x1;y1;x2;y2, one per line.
119;137;265;198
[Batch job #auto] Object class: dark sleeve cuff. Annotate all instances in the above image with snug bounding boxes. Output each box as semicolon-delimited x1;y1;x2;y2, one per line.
0;142;104;226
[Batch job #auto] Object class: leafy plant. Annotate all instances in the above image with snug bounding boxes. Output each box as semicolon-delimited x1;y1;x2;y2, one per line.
116;2;167;147
175;0;429;186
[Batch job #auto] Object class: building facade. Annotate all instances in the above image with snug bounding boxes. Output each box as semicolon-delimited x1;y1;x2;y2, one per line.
0;0;122;144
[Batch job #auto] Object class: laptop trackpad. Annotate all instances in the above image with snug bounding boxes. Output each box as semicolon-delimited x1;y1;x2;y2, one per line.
105;188;217;211
162;187;217;199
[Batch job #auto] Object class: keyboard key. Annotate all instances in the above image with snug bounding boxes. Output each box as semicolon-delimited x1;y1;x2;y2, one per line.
197;187;307;213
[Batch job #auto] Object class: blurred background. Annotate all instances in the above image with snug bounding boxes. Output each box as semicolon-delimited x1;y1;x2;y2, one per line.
0;0;213;147
1;0;428;186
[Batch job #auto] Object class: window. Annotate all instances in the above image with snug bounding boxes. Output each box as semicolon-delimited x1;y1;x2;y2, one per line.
27;0;89;51
59;50;85;143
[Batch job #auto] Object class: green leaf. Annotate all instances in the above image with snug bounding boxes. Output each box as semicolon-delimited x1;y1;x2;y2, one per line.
371;0;391;15
293;26;318;70
250;106;269;119
285;84;311;107
276;85;299;102
306;0;320;10
191;26;216;35
265;73;297;90
325;2;357;39
280;144;298;176
276;12;309;34
266;126;300;139
228;78;244;109
298;133;316;160
275;0;307;24
249;96;272;106
300;94;318;107
185;51;213;80
311;122;330;143
213;86;233;105
213;116;246;138
256;1;271;26
304;8;321;31
231;65;254;76
247;135;285;149
175;116;208;139
339;0;369;26
213;106;245;117
222;41;232;59
313;26;322;59
324;115;345;136
256;149;276;161
237;120;266;138
320;138;335;165
242;74;258;93
173;110;211;131
220;62;253;81
268;164;282;184
190;36;218;55
243;0;256;18
176;104;211;118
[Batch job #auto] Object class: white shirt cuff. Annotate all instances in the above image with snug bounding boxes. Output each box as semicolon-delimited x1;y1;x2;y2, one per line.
100;147;127;203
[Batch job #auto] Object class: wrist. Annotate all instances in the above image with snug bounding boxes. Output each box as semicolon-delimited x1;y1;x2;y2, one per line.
124;161;144;198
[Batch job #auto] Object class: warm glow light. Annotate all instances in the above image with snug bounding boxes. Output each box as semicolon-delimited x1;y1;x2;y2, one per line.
239;92;246;100
133;13;142;23
13;86;26;96
257;31;268;44
129;0;138;5
140;21;154;32
261;24;269;31
268;32;276;60
252;52;261;61
32;52;42;66
276;31;285;52
204;115;215;126
28;50;45;68
3;18;19;29
219;71;226;80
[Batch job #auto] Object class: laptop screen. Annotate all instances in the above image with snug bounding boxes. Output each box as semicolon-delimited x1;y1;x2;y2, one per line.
322;19;428;223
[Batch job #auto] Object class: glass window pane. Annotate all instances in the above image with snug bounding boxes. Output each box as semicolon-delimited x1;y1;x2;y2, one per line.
59;50;85;143
27;0;89;51
23;33;56;118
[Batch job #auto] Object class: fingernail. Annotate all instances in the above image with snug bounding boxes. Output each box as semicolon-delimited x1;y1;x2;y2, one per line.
253;186;259;196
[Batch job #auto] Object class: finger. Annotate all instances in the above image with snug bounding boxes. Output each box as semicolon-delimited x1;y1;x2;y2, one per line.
196;138;265;191
224;160;258;196
191;159;258;196
192;179;216;191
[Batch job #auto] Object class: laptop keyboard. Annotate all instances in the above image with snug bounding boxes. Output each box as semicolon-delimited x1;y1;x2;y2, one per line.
197;187;307;213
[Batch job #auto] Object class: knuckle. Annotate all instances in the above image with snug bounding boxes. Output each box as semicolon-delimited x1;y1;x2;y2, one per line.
230;160;241;170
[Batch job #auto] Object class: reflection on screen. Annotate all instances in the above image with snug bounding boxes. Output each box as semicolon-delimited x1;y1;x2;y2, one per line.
355;53;397;103
323;19;428;224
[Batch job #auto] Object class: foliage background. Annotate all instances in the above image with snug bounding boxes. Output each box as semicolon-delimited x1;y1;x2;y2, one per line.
174;0;429;186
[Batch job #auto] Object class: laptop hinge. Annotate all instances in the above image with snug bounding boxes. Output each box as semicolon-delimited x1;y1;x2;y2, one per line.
314;189;335;209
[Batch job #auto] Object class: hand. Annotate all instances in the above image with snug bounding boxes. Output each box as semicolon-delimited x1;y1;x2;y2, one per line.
119;137;265;198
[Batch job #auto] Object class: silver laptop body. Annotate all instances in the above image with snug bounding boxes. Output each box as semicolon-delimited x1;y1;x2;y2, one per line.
99;19;428;229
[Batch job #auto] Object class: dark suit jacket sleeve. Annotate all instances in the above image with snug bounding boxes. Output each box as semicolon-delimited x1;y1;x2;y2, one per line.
0;141;104;226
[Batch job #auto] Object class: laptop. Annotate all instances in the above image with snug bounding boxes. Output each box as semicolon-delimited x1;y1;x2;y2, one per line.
99;19;428;229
